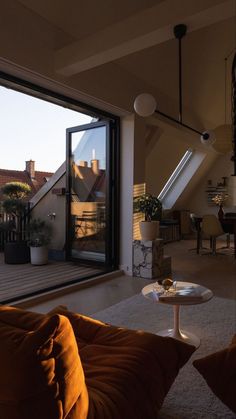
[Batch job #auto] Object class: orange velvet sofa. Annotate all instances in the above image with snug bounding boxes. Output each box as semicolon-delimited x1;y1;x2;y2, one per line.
0;305;195;419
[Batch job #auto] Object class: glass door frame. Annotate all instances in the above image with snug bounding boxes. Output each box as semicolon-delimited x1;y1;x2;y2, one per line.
0;70;120;298
65;119;119;269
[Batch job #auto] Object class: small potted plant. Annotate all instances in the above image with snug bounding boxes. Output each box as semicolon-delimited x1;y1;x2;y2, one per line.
27;218;52;265
134;193;162;240
1;181;31;263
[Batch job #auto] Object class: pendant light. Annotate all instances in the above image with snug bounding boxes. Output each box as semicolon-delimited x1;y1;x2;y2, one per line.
133;24;215;145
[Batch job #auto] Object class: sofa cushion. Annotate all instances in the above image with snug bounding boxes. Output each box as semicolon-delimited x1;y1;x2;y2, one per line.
51;306;195;419
0;306;88;419
193;334;236;413
0;304;46;329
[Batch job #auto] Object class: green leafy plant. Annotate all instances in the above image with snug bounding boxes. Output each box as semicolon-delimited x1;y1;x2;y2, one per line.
1;182;31;239
134;193;162;222
27;218;52;247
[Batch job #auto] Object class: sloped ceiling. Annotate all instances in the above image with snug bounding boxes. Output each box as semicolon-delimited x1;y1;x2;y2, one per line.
17;0;162;40
2;0;234;131
0;0;235;209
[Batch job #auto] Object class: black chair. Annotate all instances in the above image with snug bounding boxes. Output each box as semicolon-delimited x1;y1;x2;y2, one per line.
221;213;236;248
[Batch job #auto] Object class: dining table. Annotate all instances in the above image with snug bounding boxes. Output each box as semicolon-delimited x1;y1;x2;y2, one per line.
221;216;236;258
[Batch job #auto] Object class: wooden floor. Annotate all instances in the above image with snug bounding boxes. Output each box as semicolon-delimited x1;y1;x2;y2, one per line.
22;239;236;316
0;252;104;304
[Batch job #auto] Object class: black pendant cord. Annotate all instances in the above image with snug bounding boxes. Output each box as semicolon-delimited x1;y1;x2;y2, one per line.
156;24;206;137
232;52;236;175
135;24;211;140
173;24;187;125
178;34;183;123
155;109;202;135
224;58;227;124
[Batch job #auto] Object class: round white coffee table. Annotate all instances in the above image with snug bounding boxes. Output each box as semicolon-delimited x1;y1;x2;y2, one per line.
142;281;213;348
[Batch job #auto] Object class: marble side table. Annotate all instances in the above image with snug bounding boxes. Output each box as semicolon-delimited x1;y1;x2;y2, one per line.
133;239;171;279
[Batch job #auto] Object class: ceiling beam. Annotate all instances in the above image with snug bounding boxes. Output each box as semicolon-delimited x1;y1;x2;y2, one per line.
55;0;235;76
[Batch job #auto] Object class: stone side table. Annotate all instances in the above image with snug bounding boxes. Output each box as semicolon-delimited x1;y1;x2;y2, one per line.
133;239;171;279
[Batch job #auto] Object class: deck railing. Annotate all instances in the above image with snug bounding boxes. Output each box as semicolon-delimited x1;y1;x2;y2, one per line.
0;206;31;251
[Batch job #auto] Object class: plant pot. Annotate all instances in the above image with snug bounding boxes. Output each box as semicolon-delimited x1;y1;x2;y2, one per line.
4;241;30;264
139;221;159;241
30;246;48;265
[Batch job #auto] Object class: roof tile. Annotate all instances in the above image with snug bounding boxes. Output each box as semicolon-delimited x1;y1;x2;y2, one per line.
0;168;53;200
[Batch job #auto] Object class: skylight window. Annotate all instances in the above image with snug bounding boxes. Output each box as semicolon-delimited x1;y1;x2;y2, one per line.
158;149;194;201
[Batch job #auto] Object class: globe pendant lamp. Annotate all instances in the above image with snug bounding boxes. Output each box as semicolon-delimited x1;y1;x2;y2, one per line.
134;93;157;117
133;24;215;146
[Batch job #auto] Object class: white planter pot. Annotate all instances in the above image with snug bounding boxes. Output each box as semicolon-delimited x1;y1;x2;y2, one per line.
30;246;48;265
139;221;159;241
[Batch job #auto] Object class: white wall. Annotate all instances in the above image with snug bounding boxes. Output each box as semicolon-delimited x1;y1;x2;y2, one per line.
119;115;135;274
30;176;66;251
146;130;188;196
185;152;236;216
119;114;146;274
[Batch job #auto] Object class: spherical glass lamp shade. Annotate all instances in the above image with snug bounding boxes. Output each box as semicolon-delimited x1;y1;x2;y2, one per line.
212;124;232;154
200;130;216;146
134;93;157;117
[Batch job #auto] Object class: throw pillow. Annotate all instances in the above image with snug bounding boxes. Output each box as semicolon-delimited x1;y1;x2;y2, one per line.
193;334;236;413
0;306;88;419
48;305;196;418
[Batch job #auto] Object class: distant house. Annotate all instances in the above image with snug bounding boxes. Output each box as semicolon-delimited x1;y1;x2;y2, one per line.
0;160;53;202
71;159;106;202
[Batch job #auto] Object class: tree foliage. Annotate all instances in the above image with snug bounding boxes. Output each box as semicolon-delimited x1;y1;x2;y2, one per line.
2;182;31;200
1;182;31;216
1;182;31;238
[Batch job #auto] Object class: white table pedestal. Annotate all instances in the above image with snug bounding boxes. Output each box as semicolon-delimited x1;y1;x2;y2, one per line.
142;281;213;349
157;305;200;348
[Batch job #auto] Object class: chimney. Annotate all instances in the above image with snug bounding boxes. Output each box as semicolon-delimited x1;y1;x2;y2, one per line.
25;160;35;179
91;159;100;175
79;160;88;167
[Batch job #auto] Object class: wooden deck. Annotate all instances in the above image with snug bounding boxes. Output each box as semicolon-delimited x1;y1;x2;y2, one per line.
0;252;104;304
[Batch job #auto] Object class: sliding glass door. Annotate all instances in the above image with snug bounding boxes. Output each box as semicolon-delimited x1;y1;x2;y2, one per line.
66;120;118;268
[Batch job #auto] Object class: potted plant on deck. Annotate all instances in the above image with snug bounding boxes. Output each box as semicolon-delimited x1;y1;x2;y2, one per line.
27;218;52;265
134;193;162;240
1;181;31;263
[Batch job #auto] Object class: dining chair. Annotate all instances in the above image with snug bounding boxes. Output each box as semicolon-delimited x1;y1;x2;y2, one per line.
201;214;226;255
188;213;207;252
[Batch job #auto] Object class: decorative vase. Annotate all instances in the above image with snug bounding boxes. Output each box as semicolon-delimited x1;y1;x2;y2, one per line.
218;204;224;220
139;221;159;241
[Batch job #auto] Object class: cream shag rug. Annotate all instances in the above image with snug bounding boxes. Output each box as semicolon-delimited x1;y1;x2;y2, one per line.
92;294;236;419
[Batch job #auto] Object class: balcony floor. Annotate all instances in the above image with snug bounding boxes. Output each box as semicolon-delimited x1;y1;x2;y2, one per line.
0;252;104;304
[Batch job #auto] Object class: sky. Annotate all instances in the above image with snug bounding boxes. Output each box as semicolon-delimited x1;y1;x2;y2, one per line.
0;86;92;173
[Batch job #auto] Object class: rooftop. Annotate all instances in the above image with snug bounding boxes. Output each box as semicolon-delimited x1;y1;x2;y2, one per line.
0;161;53;200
